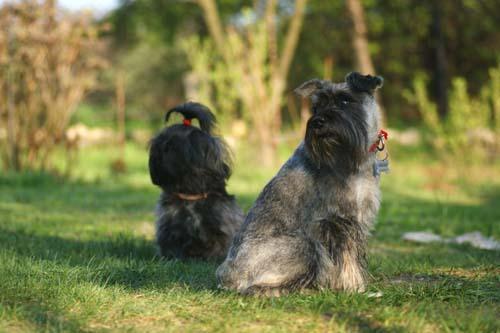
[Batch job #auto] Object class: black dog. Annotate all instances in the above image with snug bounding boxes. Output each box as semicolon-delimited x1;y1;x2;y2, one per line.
149;102;243;259
217;72;386;295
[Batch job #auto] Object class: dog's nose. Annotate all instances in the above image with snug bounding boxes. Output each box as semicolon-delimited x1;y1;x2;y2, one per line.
311;117;325;129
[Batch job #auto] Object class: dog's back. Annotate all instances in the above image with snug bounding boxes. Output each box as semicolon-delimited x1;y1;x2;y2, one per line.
149;102;243;259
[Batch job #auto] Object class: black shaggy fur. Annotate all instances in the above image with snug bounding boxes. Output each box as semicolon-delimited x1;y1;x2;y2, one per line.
149;102;243;260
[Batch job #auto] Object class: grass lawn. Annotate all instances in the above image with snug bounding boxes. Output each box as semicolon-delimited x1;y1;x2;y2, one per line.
0;141;499;332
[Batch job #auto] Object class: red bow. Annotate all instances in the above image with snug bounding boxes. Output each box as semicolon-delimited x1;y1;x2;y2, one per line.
183;119;192;126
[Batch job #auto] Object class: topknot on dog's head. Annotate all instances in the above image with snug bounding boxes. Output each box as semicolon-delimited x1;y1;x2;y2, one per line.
345;72;383;95
165;102;216;134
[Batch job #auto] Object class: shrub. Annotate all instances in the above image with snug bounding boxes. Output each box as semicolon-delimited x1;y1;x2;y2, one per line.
405;66;499;160
0;0;105;171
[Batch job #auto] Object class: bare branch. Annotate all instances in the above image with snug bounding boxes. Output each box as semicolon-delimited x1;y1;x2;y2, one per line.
196;0;228;61
0;1;104;170
346;0;375;75
346;0;385;123
194;0;308;166
278;0;307;79
265;0;278;72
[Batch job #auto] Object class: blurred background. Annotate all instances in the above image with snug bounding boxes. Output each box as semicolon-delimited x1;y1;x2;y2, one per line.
1;0;499;173
0;0;499;205
0;3;499;330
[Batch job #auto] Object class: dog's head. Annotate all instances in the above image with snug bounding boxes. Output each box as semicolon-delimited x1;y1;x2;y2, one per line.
149;102;232;193
295;72;383;171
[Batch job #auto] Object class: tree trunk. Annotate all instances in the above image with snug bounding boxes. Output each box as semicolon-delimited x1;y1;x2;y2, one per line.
346;0;375;75
116;71;126;150
346;0;385;123
431;1;448;118
323;54;333;81
260;130;276;168
6;74;20;171
6;19;20;171
112;70;127;173
197;0;307;167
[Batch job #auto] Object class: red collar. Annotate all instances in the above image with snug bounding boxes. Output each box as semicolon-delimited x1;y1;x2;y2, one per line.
369;129;388;153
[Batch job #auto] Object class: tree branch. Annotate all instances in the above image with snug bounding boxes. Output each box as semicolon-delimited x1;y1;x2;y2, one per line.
346;0;375;75
196;0;228;61
265;0;278;72
278;0;307;79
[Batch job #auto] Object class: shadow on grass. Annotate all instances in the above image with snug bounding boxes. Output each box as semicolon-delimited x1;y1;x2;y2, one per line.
0;227;218;331
1;171;499;331
327;311;406;333
5;302;85;332
0;227;220;291
1;171;499;285
0;171;158;216
0;226;219;330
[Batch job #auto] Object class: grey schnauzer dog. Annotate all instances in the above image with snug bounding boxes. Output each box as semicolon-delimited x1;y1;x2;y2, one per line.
149;102;244;260
216;72;386;294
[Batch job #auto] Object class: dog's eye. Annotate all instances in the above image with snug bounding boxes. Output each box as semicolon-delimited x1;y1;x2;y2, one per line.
336;98;349;107
336;93;354;107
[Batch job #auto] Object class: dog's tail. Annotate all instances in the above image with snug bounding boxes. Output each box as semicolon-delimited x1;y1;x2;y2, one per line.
165;102;216;134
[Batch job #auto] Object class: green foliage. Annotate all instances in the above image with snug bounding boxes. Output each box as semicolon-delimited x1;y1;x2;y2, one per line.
406;66;500;158
117;39;188;122
404;73;443;145
103;0;256;124
447;78;475;152
487;66;500;135
289;0;500;123
179;16;282;128
101;0;500;128
179;36;240;127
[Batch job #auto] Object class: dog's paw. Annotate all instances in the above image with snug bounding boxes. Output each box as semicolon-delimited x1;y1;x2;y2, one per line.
242;286;289;297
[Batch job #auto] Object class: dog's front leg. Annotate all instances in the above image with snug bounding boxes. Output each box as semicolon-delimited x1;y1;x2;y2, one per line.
310;217;367;292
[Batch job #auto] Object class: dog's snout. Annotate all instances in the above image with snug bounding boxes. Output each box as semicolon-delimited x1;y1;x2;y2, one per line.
311;117;325;129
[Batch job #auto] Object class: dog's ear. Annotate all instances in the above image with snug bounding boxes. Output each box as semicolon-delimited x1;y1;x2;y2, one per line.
203;137;233;181
294;79;328;98
165;102;216;134
148;139;165;186
345;72;383;94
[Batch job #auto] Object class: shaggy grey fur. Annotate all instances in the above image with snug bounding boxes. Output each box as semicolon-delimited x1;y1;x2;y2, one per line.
216;72;384;294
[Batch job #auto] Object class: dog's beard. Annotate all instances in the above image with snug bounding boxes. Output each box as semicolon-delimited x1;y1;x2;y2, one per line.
305;115;369;173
